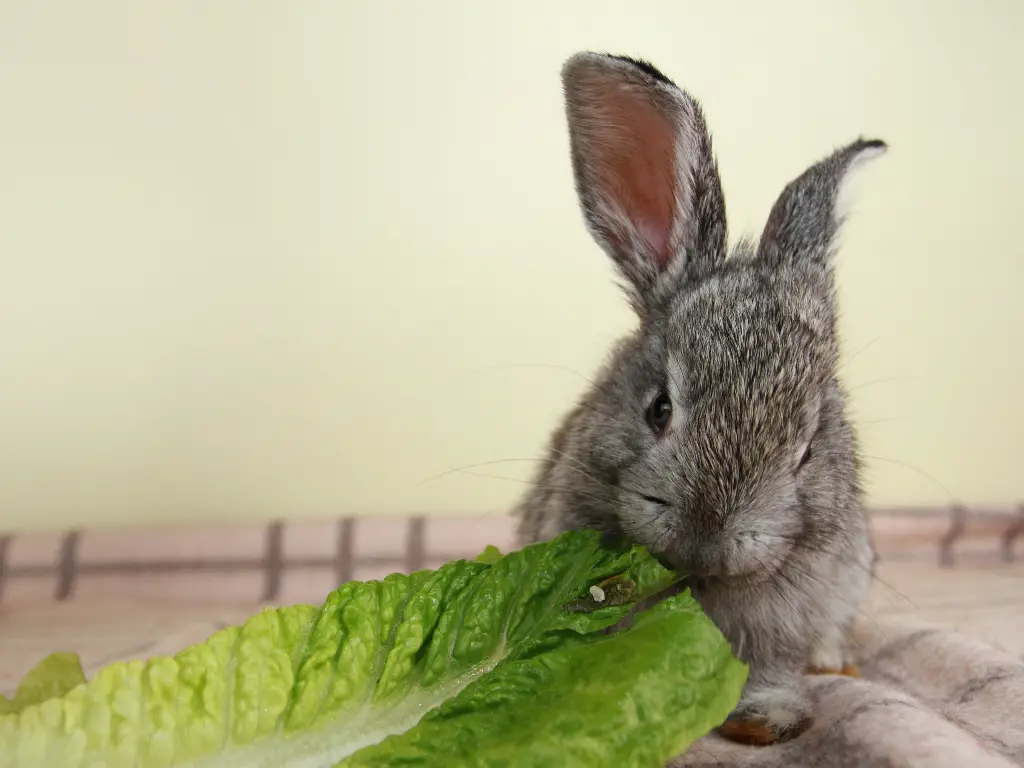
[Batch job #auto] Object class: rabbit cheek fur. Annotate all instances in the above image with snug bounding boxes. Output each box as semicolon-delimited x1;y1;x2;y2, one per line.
514;52;884;747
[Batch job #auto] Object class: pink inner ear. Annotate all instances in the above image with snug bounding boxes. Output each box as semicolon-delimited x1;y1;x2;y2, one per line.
590;81;679;269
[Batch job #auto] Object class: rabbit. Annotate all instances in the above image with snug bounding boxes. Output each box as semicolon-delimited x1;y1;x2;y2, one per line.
514;51;884;747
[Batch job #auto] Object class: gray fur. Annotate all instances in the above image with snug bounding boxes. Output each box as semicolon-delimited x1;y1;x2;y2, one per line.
514;52;885;745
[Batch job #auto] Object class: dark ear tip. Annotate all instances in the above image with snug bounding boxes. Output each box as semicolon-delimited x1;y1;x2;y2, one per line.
561;51;676;88
606;55;675;85
856;137;888;152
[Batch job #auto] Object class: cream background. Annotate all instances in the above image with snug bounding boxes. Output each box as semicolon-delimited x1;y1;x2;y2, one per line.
0;1;1021;531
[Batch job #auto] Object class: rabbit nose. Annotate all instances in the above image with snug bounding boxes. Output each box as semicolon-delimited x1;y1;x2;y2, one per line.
663;547;720;577
680;548;722;577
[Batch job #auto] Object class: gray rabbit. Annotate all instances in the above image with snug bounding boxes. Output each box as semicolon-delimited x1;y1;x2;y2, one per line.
514;52;883;746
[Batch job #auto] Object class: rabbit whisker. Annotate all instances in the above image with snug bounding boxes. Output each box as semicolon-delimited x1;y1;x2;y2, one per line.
763;531;917;609
770;556;881;646
446;469;621;508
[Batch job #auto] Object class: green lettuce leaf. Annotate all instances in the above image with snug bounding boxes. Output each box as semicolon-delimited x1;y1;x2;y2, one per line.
473;544;503;565
0;653;87;716
340;590;744;768
0;530;746;768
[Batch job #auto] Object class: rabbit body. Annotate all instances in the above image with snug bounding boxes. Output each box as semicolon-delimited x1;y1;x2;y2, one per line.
514;52;883;745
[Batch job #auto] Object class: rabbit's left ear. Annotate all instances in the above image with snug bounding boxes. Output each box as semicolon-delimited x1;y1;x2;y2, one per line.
758;139;887;268
562;52;727;310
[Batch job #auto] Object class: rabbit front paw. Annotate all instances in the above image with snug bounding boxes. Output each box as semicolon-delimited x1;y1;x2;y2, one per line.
806;623;860;677
717;685;812;746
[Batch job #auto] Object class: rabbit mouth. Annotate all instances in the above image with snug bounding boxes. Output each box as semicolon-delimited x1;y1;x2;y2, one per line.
685;566;778;593
682;551;791;587
651;538;785;585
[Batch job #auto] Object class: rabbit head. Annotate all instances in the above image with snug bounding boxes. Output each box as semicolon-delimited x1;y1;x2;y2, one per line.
516;52;885;583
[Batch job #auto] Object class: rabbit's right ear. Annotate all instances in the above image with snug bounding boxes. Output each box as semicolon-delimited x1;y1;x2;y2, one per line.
562;53;727;311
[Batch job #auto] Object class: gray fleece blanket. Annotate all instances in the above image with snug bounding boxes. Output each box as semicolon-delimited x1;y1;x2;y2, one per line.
673;619;1024;768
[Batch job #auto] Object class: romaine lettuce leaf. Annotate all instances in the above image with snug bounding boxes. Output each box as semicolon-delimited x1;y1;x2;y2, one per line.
0;653;87;716
0;530;746;768
340;590;744;768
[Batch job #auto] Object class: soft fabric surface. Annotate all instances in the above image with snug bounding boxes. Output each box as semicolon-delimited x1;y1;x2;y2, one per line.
674;618;1024;767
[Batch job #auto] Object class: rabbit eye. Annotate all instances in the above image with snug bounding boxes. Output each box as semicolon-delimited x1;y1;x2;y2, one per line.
645;390;673;435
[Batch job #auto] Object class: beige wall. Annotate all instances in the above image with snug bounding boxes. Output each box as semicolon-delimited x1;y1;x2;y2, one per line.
1;1;1021;531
